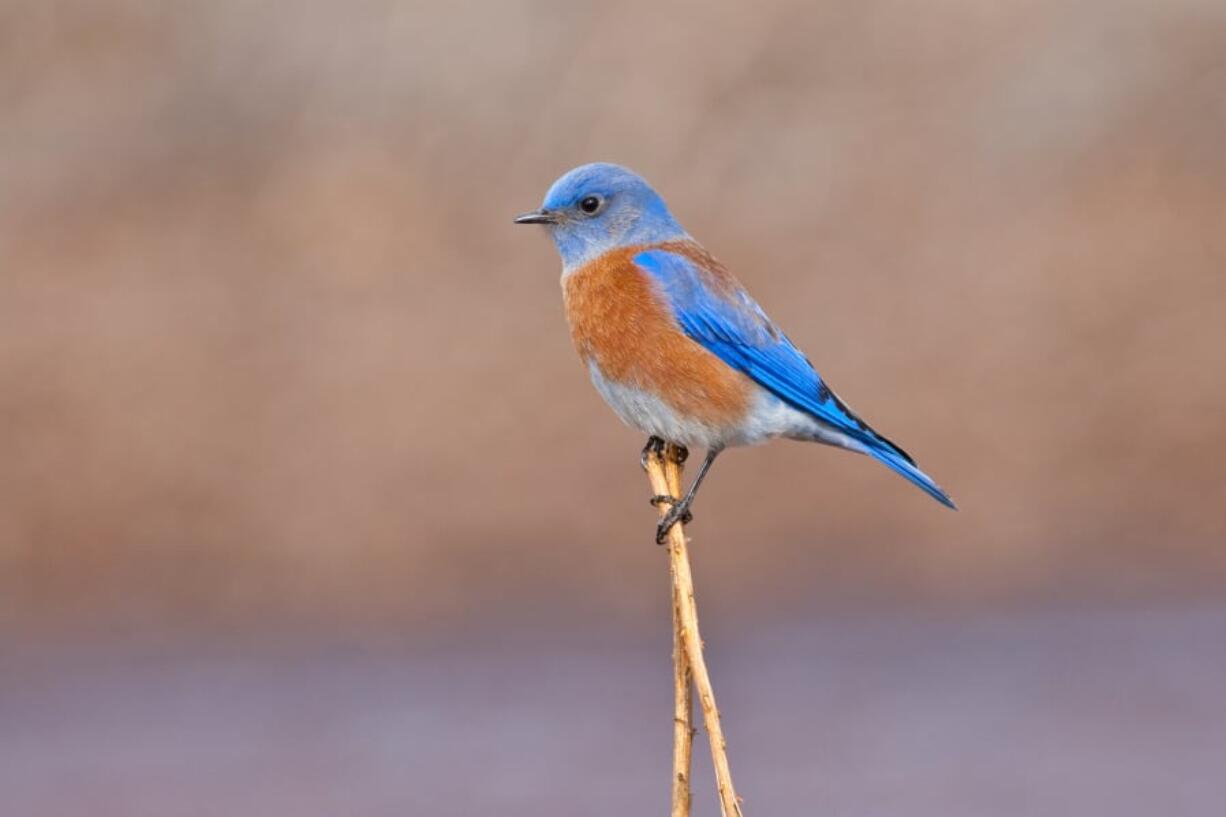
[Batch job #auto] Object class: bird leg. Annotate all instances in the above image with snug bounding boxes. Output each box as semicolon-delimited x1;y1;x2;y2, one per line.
653;446;723;545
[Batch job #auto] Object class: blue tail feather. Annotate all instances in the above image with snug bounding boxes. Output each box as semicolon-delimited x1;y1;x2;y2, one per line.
866;443;957;510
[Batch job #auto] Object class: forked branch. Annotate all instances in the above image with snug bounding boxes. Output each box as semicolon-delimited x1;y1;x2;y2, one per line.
646;444;743;817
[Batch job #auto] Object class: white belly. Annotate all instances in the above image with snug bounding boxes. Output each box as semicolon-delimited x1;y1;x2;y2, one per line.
587;361;728;448
587;361;869;453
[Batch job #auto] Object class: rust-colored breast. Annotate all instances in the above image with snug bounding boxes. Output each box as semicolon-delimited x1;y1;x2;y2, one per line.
563;246;753;428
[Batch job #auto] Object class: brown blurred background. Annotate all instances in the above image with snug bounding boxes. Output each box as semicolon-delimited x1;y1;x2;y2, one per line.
2;1;1225;814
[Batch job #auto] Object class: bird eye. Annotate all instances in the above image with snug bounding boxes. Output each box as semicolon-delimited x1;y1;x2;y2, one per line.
578;195;603;215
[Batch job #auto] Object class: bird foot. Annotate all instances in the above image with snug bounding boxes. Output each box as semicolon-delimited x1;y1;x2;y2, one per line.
640;436;665;471
650;495;694;545
640;436;689;470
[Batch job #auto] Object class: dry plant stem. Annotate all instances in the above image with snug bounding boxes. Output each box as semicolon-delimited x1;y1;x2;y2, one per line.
670;583;693;817
666;453;694;817
646;444;744;817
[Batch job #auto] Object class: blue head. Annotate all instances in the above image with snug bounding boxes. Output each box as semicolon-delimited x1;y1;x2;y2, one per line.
515;163;687;270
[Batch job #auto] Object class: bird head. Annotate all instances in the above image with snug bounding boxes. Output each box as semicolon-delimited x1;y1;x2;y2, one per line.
515;163;686;270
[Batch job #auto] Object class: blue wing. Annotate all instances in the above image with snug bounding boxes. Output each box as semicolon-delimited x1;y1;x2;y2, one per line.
633;247;955;509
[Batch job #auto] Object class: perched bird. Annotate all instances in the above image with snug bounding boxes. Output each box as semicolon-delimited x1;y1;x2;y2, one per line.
516;163;954;543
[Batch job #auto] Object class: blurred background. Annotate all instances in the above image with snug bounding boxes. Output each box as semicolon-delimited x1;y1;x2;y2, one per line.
2;1;1225;814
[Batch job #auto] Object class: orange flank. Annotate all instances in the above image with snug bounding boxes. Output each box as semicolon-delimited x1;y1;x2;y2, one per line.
563;244;754;429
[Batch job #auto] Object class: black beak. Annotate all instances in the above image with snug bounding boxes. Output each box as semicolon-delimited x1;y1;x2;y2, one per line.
513;209;558;225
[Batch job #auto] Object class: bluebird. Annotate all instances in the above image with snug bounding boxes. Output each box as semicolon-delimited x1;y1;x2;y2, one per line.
516;163;955;543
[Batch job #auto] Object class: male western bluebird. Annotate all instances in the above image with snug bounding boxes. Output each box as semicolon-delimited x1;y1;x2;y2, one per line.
516;163;954;543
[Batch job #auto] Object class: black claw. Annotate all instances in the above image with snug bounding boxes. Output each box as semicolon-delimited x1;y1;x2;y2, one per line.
672;445;689;465
649;495;692;523
640;436;666;471
653;501;694;545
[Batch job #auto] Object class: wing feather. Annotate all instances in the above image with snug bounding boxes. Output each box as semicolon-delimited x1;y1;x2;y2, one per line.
633;245;956;509
632;246;910;460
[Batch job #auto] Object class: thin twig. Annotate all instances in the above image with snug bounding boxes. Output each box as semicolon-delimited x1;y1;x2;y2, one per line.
666;454;693;817
670;584;694;816
646;444;744;817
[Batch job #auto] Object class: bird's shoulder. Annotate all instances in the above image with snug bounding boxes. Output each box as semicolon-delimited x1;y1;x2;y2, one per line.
631;240;783;348
632;240;747;304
